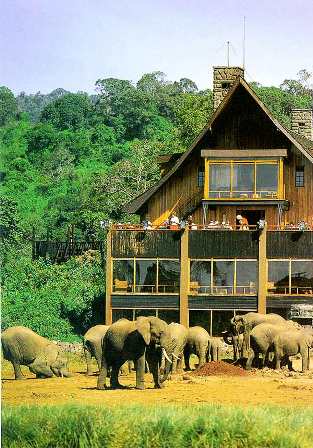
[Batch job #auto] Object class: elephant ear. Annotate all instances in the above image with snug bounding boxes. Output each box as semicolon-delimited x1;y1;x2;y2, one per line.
136;317;151;345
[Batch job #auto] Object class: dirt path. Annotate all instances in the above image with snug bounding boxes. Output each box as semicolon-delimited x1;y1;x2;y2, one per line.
2;359;313;408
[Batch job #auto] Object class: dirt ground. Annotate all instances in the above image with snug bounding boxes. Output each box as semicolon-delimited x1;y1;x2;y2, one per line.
2;355;313;408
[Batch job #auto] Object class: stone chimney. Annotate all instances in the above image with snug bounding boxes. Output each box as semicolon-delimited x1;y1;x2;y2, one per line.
291;109;313;140
213;66;244;110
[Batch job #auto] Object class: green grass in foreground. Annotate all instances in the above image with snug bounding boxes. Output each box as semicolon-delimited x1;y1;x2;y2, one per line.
2;404;313;448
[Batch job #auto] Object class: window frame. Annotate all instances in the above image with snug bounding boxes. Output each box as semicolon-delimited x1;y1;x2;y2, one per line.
205;159;281;199
267;258;313;295
295;166;304;187
189;258;258;296
112;258;180;295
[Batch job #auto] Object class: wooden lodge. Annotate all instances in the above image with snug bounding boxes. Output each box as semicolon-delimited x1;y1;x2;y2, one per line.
105;67;313;333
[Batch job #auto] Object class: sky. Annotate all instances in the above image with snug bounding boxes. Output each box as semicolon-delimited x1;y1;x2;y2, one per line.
1;0;313;94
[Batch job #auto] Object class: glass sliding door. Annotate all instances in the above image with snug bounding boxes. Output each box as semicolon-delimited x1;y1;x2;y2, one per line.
268;260;289;294
158;260;180;293
256;163;278;198
291;260;313;295
135;259;157;293
236;260;257;294
209;164;231;198
213;260;234;294
233;163;254;198
190;260;211;294
112;259;134;292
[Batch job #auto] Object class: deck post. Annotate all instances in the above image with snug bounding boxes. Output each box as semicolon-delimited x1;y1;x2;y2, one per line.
258;223;267;314
105;228;113;325
180;227;189;327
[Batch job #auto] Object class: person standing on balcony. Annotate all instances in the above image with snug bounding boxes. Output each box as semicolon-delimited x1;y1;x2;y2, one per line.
237;214;249;230
169;213;180;229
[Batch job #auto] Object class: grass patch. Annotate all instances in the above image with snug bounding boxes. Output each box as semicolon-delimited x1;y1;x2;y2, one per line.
2;404;313;448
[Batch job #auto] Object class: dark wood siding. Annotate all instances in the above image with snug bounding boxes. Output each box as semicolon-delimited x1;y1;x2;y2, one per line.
267;231;313;258
189;296;257;310
189;230;258;258
111;295;179;308
112;230;181;258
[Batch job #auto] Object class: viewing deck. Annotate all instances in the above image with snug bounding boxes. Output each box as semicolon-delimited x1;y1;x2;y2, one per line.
106;225;313;325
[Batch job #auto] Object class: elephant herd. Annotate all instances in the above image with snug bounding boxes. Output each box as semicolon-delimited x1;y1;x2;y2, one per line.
2;312;313;390
222;312;313;371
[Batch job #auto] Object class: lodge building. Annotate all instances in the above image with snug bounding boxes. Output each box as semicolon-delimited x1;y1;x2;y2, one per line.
105;67;313;333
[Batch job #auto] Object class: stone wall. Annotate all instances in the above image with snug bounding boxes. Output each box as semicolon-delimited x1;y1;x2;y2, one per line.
291;109;313;140
213;66;244;110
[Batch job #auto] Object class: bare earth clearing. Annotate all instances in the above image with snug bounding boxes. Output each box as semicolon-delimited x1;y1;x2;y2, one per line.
2;356;313;408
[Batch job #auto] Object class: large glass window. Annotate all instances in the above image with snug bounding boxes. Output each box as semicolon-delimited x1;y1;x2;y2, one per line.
207;161;279;199
113;260;134;292
209;164;231;198
291;261;313;294
190;261;211;293
256;164;278;197
268;260;289;294
135;260;157;293
158;260;180;293
233;163;254;196
213;260;234;294
189;259;257;295
236;260;258;294
268;260;313;295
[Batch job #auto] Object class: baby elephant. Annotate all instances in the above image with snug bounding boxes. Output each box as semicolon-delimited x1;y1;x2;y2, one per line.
1;326;71;379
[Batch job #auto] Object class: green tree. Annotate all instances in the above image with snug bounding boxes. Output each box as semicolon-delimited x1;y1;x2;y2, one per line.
40;93;94;130
0;87;18;126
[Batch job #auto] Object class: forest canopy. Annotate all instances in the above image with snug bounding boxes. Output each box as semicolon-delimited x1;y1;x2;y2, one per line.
1;70;312;339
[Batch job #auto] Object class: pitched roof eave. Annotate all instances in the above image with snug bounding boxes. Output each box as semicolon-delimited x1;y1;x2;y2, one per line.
125;76;313;214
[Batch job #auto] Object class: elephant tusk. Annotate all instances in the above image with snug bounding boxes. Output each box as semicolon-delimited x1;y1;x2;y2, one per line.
162;348;172;364
171;353;180;360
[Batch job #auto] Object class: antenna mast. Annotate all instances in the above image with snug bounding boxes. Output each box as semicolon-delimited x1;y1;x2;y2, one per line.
227;41;230;67
243;16;246;69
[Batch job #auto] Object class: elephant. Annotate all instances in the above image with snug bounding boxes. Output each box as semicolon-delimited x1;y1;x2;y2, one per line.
83;325;110;375
97;316;173;390
222;331;244;361
208;336;224;361
1;326;71;379
273;328;313;372
160;323;188;377
230;312;286;355
184;326;210;370
245;321;301;370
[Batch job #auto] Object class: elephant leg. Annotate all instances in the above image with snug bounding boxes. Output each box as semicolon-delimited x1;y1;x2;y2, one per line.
97;358;108;390
183;347;191;370
12;361;26;380
245;348;255;370
135;354;146;390
274;352;281;370
197;345;206;368
300;349;309;372
146;354;163;389
171;356;178;374
84;348;93;376
95;350;102;373
212;347;218;362
177;356;184;373
110;360;125;389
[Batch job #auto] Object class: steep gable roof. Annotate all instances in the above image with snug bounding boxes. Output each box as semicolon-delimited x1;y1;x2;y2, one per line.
125;76;313;214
